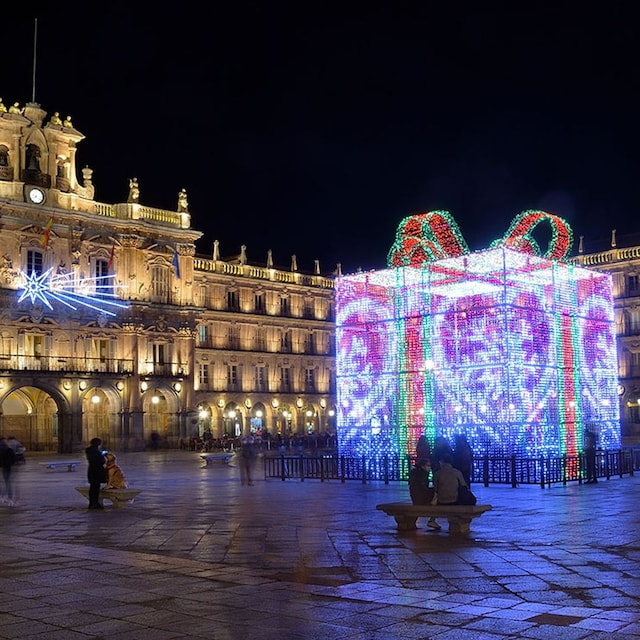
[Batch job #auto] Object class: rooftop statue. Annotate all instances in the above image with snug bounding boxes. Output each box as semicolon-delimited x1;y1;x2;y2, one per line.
63;115;73;128
177;188;189;212
50;112;63;125
0;98;6;113
128;177;140;203
8;102;22;114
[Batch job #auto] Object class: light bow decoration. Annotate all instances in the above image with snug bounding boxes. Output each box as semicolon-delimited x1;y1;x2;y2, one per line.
387;209;573;267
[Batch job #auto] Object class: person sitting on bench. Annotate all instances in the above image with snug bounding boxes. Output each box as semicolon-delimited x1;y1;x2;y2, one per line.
433;454;467;505
408;458;440;530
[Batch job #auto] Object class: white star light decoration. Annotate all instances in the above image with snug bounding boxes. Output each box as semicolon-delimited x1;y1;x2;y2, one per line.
18;269;129;316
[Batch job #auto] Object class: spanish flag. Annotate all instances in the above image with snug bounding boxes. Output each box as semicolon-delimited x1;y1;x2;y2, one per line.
172;249;181;279
40;216;54;248
107;242;116;270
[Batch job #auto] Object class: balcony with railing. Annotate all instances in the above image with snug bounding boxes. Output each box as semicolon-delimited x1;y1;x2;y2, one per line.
0;355;133;374
142;362;188;377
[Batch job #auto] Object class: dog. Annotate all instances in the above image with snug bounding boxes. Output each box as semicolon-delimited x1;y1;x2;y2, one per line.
104;452;128;489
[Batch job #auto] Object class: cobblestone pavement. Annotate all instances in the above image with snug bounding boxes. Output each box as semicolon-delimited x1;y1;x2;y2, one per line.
0;450;639;639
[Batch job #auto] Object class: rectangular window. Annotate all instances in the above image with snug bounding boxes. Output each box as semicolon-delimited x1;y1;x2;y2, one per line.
629;275;639;295
153;343;166;367
97;339;108;362
198;324;208;345
199;364;209;387
255;293;265;313
304;333;315;354
281;330;291;353
151;266;170;301
95;259;109;295
26;249;44;275
228;325;240;349
280;367;291;392
305;368;315;392
227;290;239;311
280;297;289;316
33;335;43;358
227;364;238;390
255;366;266;392
199;285;208;307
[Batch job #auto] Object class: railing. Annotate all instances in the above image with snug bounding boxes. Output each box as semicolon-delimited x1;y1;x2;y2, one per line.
193;257;335;289
0;354;133;374
262;449;637;487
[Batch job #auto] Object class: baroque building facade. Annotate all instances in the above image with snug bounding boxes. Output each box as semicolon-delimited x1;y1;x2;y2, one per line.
571;231;640;445
0;99;336;453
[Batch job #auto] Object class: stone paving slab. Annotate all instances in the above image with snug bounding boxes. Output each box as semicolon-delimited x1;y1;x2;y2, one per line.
0;450;639;638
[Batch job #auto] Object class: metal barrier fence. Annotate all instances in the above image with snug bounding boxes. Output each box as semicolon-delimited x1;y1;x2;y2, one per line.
262;448;638;487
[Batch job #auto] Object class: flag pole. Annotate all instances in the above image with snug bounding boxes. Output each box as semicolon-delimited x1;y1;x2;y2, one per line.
32;18;38;103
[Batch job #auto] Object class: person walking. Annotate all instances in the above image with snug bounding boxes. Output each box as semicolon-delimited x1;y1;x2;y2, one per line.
85;437;107;509
239;435;258;485
0;436;17;506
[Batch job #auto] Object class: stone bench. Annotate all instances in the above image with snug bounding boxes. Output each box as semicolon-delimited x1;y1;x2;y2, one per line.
376;502;493;534
75;486;142;508
39;461;81;472
200;453;234;465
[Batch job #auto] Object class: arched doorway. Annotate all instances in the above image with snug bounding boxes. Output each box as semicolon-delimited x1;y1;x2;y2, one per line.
250;402;266;435
143;388;169;447
222;402;243;437
0;386;60;452
196;402;212;438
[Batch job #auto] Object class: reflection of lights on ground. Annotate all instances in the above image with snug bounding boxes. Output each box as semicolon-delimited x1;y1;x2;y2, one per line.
18;270;128;317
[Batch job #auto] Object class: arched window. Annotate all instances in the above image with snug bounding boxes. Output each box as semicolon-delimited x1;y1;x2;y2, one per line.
25;144;41;172
0;144;9;167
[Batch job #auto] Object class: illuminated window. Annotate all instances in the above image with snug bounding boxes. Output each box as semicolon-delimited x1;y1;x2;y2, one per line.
255;292;265;313
199;364;209;388
151;265;169;302
198;324;208;345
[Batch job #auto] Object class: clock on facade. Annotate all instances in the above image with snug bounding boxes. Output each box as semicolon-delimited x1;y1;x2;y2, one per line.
27;187;45;204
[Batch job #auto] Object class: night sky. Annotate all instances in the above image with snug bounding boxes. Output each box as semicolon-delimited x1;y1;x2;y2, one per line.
3;3;640;274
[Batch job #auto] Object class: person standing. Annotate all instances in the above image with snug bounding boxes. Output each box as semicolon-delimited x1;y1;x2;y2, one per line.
452;433;473;486
0;436;16;506
431;436;453;474
85;437;107;509
416;434;431;463
584;426;598;484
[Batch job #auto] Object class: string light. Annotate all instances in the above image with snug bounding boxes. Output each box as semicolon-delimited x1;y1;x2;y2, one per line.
337;212;619;461
18;270;129;317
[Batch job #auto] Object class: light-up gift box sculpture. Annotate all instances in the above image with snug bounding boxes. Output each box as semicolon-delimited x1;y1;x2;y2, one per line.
335;210;620;460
